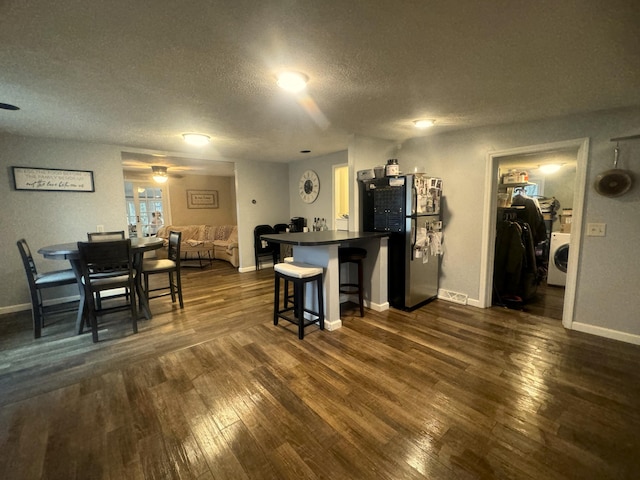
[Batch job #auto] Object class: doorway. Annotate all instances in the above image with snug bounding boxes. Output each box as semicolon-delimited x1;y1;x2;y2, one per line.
124;181;168;238
479;138;589;329
333;164;349;230
496;151;578;319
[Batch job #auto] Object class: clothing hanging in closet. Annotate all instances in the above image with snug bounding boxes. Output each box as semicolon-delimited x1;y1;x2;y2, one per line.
493;209;538;305
511;193;547;244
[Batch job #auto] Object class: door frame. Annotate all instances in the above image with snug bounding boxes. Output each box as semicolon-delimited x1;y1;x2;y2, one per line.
478;138;589;329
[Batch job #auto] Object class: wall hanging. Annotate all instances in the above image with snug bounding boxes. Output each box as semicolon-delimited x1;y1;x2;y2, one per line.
12;166;95;192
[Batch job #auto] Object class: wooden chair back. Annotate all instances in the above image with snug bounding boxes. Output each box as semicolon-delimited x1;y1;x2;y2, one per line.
87;231;126;241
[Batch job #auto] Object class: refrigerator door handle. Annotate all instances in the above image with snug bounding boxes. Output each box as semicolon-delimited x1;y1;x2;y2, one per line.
410;219;416;261
411;182;417;216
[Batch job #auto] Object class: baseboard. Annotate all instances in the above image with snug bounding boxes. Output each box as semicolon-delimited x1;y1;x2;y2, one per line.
366;300;389;312
239;265;274;273
324;317;342;331
0;302;31;315
466;298;482;308
571;321;640;346
0;294;80;316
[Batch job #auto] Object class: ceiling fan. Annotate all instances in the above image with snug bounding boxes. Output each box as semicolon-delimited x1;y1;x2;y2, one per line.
121;158;190;179
151;165;170;183
121;151;234;178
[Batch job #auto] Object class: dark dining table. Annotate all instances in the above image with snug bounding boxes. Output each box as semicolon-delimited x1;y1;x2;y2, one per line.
38;237;164;335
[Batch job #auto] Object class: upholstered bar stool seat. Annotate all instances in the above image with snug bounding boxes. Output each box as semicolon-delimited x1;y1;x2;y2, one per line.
338;247;367;317
273;262;324;339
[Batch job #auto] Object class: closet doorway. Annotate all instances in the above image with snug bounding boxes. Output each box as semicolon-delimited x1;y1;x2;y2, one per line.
479;138;589;329
495;152;577;319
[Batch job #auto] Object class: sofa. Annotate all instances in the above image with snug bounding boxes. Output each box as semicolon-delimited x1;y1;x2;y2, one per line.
156;225;239;267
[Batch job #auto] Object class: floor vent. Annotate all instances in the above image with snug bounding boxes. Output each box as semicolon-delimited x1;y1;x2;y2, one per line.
440;290;468;305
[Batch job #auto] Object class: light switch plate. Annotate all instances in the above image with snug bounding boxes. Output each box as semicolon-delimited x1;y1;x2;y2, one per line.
587;223;606;236
96;225;104;232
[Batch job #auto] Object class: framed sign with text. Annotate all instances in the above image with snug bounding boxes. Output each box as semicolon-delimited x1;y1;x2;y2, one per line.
187;189;219;209
12;166;95;192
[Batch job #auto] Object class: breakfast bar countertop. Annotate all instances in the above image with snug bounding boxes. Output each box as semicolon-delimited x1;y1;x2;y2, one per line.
260;230;388;246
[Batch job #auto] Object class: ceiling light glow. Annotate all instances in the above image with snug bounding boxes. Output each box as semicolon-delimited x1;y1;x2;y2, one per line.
182;133;210;146
539;164;562;174
152;165;169;183
414;119;435;129
277;71;308;92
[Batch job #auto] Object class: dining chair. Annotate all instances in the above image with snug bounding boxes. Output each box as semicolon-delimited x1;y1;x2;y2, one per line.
254;224;277;270
273;223;292;262
87;230;126;241
141;231;184;308
77;239;138;342
17;239;78;338
87;230;127;308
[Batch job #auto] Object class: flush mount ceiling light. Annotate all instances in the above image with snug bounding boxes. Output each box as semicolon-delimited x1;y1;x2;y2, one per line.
182;133;210;146
277;71;308;93
152;165;169;183
414;119;435;129
539;164;562;174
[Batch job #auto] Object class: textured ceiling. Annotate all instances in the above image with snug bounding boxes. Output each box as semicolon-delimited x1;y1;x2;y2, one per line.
1;0;639;174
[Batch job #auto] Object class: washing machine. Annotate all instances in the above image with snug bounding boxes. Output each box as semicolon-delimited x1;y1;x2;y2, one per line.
548;232;570;286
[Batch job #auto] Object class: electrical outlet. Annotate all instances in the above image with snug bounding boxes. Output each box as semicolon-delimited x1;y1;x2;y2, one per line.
587;223;606;236
97;225;104;232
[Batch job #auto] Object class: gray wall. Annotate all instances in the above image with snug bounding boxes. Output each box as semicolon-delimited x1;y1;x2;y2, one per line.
2;134;128;309
288;150;348;230
0;135;293;307
370;106;640;341
4;106;640;344
234;160;290;272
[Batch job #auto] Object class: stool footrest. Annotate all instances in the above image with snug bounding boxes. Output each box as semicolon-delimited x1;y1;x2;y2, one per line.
276;309;322;329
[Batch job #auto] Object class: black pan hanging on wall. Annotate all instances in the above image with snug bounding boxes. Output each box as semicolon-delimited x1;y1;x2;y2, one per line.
594;135;638;197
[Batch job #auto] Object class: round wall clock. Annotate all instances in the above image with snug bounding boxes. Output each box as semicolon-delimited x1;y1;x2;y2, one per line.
299;169;320;203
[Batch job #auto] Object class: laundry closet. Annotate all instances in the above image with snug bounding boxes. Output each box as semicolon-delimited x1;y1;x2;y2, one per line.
492;151;578;318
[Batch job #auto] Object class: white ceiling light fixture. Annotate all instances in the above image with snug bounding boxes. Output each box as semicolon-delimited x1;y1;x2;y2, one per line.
277;71;308;93
414;119;435;129
539;164;562;174
182;133;211;146
152;165;169;183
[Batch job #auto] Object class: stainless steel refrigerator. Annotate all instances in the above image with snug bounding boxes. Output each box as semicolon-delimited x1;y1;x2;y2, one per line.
360;174;443;310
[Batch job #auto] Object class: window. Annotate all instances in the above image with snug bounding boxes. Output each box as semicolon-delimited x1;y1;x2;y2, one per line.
124;182;166;237
518;172;545;198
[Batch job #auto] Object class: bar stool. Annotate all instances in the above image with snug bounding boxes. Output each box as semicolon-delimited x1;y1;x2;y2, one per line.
338;247;367;317
273;262;324;339
283;256;295;307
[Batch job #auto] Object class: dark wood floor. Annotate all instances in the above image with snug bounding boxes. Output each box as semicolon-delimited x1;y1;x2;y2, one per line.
521;281;565;321
1;261;639;479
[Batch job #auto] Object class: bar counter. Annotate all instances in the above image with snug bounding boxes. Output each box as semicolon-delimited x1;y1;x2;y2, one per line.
261;230;389;330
